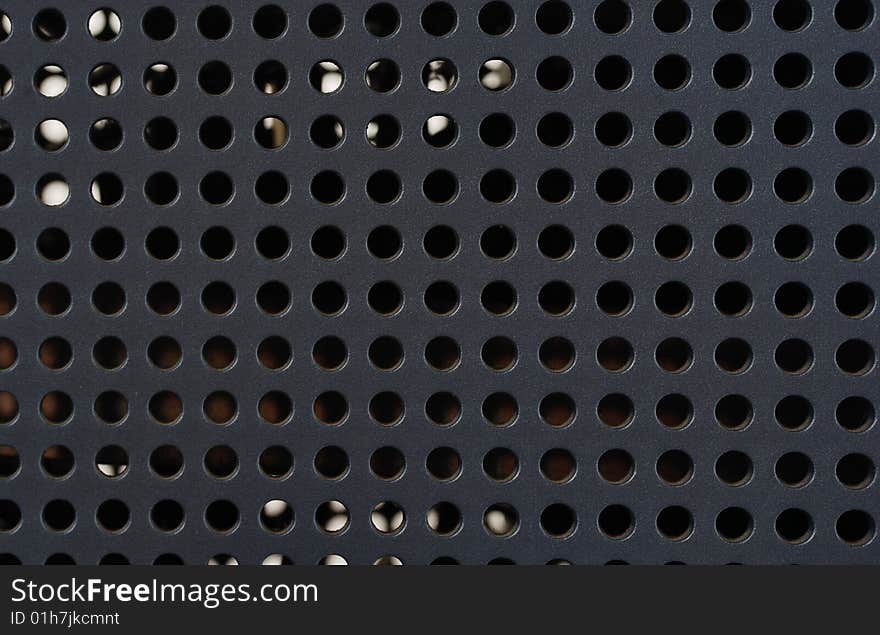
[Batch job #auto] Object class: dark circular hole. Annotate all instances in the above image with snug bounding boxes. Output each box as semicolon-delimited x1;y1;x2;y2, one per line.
836;282;874;318
775;395;814;431
201;226;235;261
836;339;875;375
836;109;875;146
775;338;814;374
598;505;634;539
713;54;751;90
542;448;577;483
835;52;874;89
42;499;75;532
836;510;875;545
479;1;515;35
309;4;343;37
775;224;812;261
41;445;74;478
143;7;176;40
657;449;693;485
654;54;691;91
715;451;753;486
366;59;400;93
774;110;812;146
311;171;345;204
774;0;812;30
595;55;632;91
656;394;693;429
426;448;461;481
836;167;875;203
424;225;459;260
254;4;287;38
836;396;875;432
595;0;631;34
655;224;691;260
479;113;516;148
773;53;812;89
314;446;348;480
368;281;403;315
836;453;875;489
149;445;183;479
422;2;457;36
654;0;691;32
485;392;520;427
775;452;814;488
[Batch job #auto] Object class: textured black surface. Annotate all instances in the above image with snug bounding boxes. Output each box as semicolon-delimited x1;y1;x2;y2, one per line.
0;0;878;564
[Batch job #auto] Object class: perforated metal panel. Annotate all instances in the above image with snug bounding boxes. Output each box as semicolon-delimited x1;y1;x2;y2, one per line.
0;0;877;565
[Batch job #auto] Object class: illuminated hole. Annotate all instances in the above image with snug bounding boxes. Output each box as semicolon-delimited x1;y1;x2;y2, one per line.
144;62;177;95
366;59;400;92
427;502;461;535
260;500;293;534
36;174;69;207
89;64;122;97
483;503;519;537
422;59;457;93
480;59;514;91
371;501;405;535
90;172;124;206
315;500;349;533
423;114;458;148
366;114;400;148
35;119;68;152
308;115;340;149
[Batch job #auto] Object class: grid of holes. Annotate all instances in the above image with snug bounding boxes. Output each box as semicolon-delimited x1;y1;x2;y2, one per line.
0;0;877;565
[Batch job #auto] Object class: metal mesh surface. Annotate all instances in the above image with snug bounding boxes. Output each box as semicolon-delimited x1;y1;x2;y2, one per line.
0;0;878;564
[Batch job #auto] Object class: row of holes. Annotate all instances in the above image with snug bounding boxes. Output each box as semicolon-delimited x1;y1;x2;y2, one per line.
1;109;873;156
5;0;872;46
5;50;874;102
0;281;872;327
0;165;874;208
1;443;874;491
1;223;871;265
0;387;874;432
0;497;874;546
